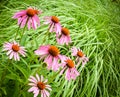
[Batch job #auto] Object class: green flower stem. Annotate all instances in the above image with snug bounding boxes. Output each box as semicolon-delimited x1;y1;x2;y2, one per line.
20;18;29;43
15;25;20;40
42;30;50;44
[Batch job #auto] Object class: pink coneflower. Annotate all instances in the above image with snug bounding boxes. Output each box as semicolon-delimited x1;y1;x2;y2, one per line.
56;27;71;45
35;45;64;71
60;57;79;80
3;41;26;61
44;16;61;34
71;47;89;67
13;7;42;30
28;74;52;97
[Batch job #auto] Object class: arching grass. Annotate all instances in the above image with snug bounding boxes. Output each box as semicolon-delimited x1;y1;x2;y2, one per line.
0;0;120;97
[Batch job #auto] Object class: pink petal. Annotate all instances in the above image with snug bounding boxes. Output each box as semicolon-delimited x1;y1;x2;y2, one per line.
29;76;37;83
55;23;61;34
34;15;40;26
32;17;37;29
49;23;54;32
52;57;59;71
71;47;78;56
9;52;14;59
65;69;71;80
28;87;38;92
41;91;45;97
33;89;39;97
16;53;20;61
44;90;50;97
27;18;31;30
6;50;12;55
58;55;67;63
46;86;52;91
20;15;28;28
44;79;48;83
28;83;36;86
13;52;17;61
40;75;43;82
19;49;26;57
60;67;66;75
12;10;26;18
45;85;51;88
44;55;53;70
36;74;40;81
35;45;49;56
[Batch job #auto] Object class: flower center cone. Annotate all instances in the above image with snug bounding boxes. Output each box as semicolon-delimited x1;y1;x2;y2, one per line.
66;59;74;68
37;82;46;90
48;46;60;57
12;44;20;52
27;8;37;17
61;28;70;36
51;16;59;23
77;51;84;57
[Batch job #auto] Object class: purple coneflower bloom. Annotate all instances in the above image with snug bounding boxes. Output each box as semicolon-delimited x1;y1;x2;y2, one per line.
3;41;26;61
71;47;89;67
60;57;79;81
13;7;42;29
28;74;52;97
35;45;64;71
56;27;71;45
44;16;61;34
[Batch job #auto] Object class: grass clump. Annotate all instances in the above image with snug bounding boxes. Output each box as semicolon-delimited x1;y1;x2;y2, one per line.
0;0;120;97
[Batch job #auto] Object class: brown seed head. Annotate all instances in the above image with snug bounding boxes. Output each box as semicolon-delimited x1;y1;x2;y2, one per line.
61;27;70;36
66;59;74;68
12;44;20;52
51;16;59;23
37;82;46;90
48;46;60;57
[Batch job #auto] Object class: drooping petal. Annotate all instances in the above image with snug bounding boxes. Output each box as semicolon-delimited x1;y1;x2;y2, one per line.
33;15;40;26
65;69;71;80
31;16;37;29
20;15;28;28
44;55;52;69
60;66;66;75
52;57;59;71
12;10;26;18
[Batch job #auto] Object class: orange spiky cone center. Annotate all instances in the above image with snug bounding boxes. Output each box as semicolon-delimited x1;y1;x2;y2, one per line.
61;28;70;36
66;59;74;68
51;16;59;23
12;44;20;52
27;8;38;17
77;51;84;57
48;46;60;57
37;82;46;90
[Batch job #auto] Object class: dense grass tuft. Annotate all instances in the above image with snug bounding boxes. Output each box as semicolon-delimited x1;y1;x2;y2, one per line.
0;0;120;97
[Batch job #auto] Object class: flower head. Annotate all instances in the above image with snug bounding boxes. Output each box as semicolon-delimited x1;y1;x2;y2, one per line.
56;27;71;45
60;57;79;80
28;74;52;97
44;16;61;34
13;7;42;30
34;45;64;71
3;41;26;61
71;47;89;67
